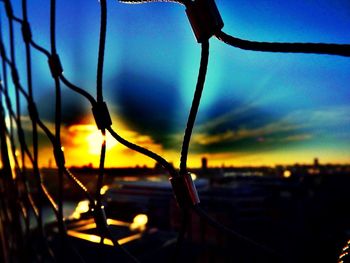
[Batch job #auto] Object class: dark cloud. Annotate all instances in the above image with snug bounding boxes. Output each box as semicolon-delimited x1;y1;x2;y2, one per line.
110;70;182;147
189;102;315;154
33;88;90;126
198;98;277;134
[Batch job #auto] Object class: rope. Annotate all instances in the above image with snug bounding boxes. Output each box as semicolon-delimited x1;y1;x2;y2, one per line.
215;30;350;57
0;0;349;262
179;40;209;175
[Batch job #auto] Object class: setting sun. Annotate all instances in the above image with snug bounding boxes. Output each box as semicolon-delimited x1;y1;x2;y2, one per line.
85;127;118;155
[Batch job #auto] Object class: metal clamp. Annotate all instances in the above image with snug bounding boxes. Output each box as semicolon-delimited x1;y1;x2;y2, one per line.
170;172;200;208
92;101;112;130
48;53;63;78
21;22;32;44
185;0;224;43
53;146;65;167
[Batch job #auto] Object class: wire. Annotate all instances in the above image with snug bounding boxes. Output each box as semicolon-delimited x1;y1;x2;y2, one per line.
49;1;72;260
50;0;57;55
97;0;107;103
179;40;209;175
95;0;107;206
215;30;350;57
107;126;178;177
21;1;56;257
4;0;348;262
30;39;51;57
60;74;96;105
4;2;43;246
172;208;189;263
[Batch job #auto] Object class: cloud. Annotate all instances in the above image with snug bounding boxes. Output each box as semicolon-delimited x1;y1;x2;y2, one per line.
280;134;313;142
109;70;182;147
186;105;350;153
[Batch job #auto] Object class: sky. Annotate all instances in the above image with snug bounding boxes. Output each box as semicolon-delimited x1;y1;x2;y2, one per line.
1;0;350;168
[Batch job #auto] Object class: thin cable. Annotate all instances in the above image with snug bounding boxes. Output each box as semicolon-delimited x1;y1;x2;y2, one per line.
5;3;37;247
2;58;95;211
97;0;107;103
21;1;60;259
95;0;108;208
95;130;106;204
30;39;51;58
1;3;91;261
107;126;177;177
94;3;141;261
172;208;189;263
179;40;209;175
3;1;93;206
50;0;57;55
64;168;94;203
60;74;96;105
49;1;66;259
215;30;350;57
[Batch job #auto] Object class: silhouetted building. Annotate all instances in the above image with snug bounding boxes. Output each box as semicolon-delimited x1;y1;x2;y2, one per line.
201;157;208;170
314;157;319;168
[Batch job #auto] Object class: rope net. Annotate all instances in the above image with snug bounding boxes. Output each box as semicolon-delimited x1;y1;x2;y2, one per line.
0;0;349;262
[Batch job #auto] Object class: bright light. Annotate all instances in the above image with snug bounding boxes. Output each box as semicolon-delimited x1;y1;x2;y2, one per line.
86;128;117;155
100;185;109;195
130;214;148;231
67;230;142;246
190;173;197;181
283;170;292;178
71;200;90;219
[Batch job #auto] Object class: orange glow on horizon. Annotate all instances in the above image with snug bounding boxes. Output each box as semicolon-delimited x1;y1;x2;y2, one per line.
31;118;350;169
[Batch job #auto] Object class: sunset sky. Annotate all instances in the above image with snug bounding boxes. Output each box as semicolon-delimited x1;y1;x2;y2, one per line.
2;0;350;168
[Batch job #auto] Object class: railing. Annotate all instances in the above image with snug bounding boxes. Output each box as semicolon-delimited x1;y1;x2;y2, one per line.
0;0;349;262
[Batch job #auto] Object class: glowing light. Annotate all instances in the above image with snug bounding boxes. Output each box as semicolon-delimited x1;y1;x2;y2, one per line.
130;214;148;231
67;230;142;246
339;252;348;259
71;200;90;219
190;173;197;181
61;146;65;152
106;219;130;227
15;150;19;157
86;128;117;155
283;170;292;178
100;185;110;195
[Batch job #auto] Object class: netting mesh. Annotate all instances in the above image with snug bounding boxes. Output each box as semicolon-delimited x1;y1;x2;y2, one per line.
0;0;349;262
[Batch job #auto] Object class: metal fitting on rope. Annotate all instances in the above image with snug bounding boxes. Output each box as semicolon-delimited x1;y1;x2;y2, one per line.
53;146;65;167
92;101;112;130
48;53;63;78
170;172;200;208
185;0;224;43
27;101;38;121
11;68;20;85
21;21;32;43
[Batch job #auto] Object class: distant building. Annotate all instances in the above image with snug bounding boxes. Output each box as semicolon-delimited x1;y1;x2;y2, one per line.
201;157;208;170
314;158;319;168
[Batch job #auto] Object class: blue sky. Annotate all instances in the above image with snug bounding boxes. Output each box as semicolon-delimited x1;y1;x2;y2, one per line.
2;0;350;167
